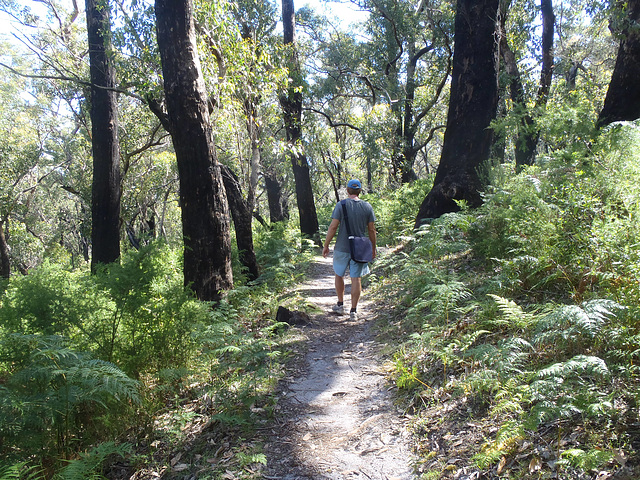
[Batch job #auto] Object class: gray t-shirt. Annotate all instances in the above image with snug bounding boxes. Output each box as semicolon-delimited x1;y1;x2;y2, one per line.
331;198;376;253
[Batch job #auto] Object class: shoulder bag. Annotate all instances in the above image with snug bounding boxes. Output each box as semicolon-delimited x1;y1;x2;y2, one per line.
341;199;373;263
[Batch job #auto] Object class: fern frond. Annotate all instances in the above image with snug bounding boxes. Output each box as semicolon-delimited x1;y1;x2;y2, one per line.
56;442;132;480
0;462;45;480
65;360;141;404
536;355;609;381
534;299;622;349
488;294;535;330
581;299;624;325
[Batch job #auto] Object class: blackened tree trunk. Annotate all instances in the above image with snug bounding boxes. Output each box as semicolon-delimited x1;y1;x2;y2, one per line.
281;0;319;239
414;0;500;227
86;0;121;271
155;0;233;301
264;170;289;223
220;165;260;281
0;219;10;279
598;0;640;127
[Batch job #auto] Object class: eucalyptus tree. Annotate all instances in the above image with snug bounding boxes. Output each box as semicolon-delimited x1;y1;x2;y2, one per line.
0;43;83;276
415;0;500;224
196;0;287;279
297;12;370;194
155;0;233;301
0;0;100;265
85;0;121;270
0;57;42;278
598;0;640;127
281;0;320;240
118;97;178;247
497;0;555;171
355;0;453;184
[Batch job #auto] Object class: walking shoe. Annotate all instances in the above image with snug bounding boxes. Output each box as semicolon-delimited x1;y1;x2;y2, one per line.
332;304;345;315
349;311;358;321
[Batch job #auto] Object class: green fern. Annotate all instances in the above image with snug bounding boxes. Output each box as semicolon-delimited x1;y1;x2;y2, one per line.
486;294;537;330
55;442;132;480
0;335;139;457
0;463;45;480
473;420;525;469
559;447;615;471
527;355;611;428
465;336;533;378
534;299;622;349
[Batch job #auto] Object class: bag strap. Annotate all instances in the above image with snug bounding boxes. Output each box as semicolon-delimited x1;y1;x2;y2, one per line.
340;199;354;238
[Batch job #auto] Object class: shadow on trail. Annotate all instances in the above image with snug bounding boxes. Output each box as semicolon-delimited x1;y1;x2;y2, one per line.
263;255;415;480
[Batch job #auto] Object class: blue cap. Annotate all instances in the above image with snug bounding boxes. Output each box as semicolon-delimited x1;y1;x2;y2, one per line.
347;179;362;189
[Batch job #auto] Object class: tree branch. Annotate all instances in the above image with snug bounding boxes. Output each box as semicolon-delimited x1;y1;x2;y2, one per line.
0;62;146;102
411;124;446;155
305;107;361;132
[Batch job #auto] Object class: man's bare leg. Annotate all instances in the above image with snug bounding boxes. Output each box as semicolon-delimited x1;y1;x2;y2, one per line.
335;274;345;303
350;276;362;311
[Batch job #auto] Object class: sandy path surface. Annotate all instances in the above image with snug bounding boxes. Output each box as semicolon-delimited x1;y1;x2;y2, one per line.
263;254;416;479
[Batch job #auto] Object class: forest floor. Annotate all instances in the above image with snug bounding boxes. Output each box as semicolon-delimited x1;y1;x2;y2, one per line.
261;253;417;479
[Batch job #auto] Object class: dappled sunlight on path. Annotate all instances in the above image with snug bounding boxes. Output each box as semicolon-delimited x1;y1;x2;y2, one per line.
263;254;416;479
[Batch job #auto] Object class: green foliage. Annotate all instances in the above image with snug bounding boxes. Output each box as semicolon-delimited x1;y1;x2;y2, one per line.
527;355;612;429
196;297;284;425
373;123;640;478
253;221;315;289
365;178;433;244
0;462;45;480
0;243;210;376
56;442;132;480
468;173;560;263
0;335;139;459
0;219;314;476
559;447;615;471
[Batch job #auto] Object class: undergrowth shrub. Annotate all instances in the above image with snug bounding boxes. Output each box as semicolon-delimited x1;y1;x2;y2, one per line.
364;178;433;245
253;221;315;290
0;242;210;377
375;123;640;478
468;172;560;265
0;335;139;463
0;219;314;477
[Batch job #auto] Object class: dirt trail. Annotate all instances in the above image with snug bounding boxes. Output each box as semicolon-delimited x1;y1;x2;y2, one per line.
263;254;416;479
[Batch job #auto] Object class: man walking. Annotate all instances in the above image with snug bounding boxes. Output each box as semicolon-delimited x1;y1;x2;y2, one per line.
322;179;376;321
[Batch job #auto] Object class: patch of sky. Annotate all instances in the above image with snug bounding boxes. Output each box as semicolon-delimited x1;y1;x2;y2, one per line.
300;0;369;29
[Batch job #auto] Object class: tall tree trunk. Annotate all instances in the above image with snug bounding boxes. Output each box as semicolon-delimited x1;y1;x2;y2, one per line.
498;0;554;171
399;37;419;184
280;0;319;240
220;165;260;281
85;0;121;271
264;169;289;223
155;0;233;301
0;219;10;279
414;0;500;226
513;0;554;170
598;0;640;127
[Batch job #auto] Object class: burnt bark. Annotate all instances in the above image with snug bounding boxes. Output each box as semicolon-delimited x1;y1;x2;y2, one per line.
86;0;121;271
414;0;500;226
155;0;233;301
0;220;10;279
280;0;319;239
220;165;260;281
598;0;640;127
264;170;289;223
